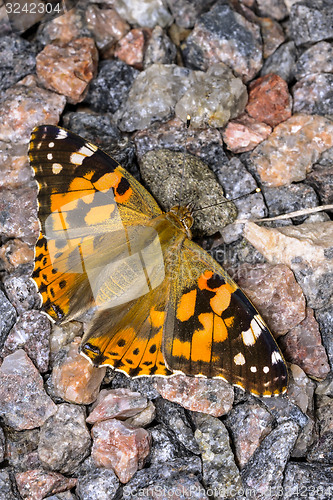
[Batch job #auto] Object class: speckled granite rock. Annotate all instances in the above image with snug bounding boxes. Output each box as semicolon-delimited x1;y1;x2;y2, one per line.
15;469;77;500
283;462;333;499
0;350;57;430
86;5;130;52
0;469;16;500
295;41;333;79
256;0;288;20
0;290;17;349
143;25;177;67
114;28;152;69
166;0;216;28
182;1;262;82
222;113;271;153
244;221;333;309
0;35;36;92
5;427;41;471
109;0;173;28
38;403;91;474
315;303;333;370
262;183;319;223
154;374;234;417
290;0;333;46
293;73;333;115
241;420;299;499
192;413;243;500
246;114;333;187
260;41;297;83
35;8;90;48
76;456;120;500
139;149;237;236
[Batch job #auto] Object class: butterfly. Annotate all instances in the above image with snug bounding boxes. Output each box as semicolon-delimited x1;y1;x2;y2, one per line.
29;125;288;397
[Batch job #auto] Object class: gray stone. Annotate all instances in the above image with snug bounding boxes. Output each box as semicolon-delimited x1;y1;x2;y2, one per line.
262;183;319;224
149;424;195;465
260;41;296;83
166;0;216;28
0;290;16;350
305;162;333;205
182;1;262;82
283;462;333;499
241;421;299;499
38;403;91;474
0;35;36;93
154;398;200;454
109;0;172;29
5;427;41;471
290;0;333;46
192;413;243;500
84;60;139;114
295;41;333;79
3;276;39;316
139;149;237;236
0;469;17;500
256;0;288;20
315;303;333;370
144;26;176;68
76;456;120;500
293;73;333;116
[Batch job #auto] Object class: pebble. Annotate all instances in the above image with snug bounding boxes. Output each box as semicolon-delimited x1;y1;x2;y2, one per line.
280;308;330;381
36;38;98;104
234;262;306;336
0;350;57;430
154;374;234;417
36;8;89;47
115;28;152;69
244;221;333;309
0;239;34;273
122;460;207;500
0;289;17;346
295;41;333;79
260;41;297;83
0;35;36;93
86;5;130;52
0;469;16;500
315;303;333;370
290;0;333;46
91;418;151;483
154;398;200;454
15;469;77;500
166;0;216;28
182;1;262;82
143;25;177;67
241;421;299;499
5;427;41;471
175;62;247;128
256;0;288;21
247;114;333;187
293;73;333;116
149;423;195;465
306;152;333;205
262;183;319;223
86;388;148;424
193;413;243;499
38;403;91;474
222;113;272;153
1;310;51;373
259;17;285;59
110;0;172;28
224;401;274;468
283;462;333;499
246;73;292;128
50;337;106;404
85;59;139;114
76;456;120;500
139;148;237;236
0;78;66;144
125;400;156;428
307;396;333;463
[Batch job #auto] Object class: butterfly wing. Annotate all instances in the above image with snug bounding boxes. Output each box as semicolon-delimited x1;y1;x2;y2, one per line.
162;238;288;397
29;125;162;321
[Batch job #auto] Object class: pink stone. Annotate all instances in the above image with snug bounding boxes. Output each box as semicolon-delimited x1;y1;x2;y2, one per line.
280;308;330;380
15;468;77;500
249;114;333;187
91;419;151;483
234;263;306;336
115;28;152;69
154;374;234;417
222;112;272;153
36;38;98;104
87;388;148;424
0;239;34;272
86;5;130;52
51;337;106;404
246;73;292;128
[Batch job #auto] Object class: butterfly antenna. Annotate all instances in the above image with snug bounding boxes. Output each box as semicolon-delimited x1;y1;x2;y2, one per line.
191;187;262;214
177;114;191;208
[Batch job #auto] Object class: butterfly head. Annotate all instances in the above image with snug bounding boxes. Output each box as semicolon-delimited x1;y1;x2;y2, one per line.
169;205;194;239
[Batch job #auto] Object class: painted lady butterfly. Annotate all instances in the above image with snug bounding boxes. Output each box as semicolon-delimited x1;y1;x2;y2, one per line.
29;125;288;397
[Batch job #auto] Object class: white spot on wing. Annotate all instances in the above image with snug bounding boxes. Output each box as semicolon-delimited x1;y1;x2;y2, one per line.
52;163;63;174
49;142;55;148
47;153;53;160
70;145;97;166
242;316;263;346
263;366;270;373
250;366;257;373
234;352;246;365
55;129;68;140
271;351;283;365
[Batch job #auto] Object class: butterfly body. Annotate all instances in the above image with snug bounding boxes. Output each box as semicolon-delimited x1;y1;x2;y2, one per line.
29;125;288;397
